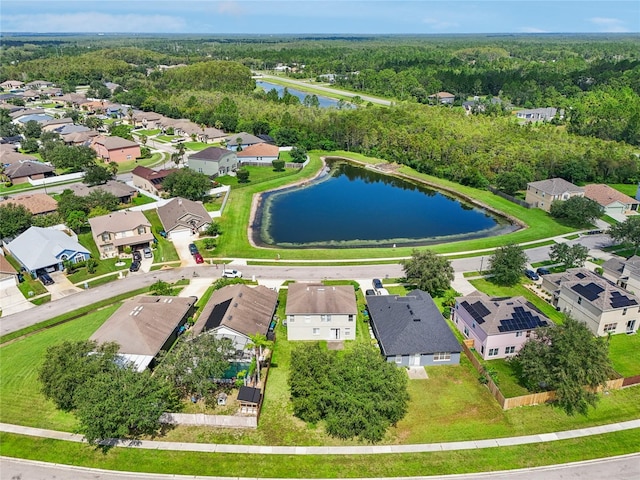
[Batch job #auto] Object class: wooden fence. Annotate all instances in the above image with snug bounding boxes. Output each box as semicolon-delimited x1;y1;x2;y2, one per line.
487;186;532;209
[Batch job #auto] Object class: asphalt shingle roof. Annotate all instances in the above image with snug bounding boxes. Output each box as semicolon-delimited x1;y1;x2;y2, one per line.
527;178;583;196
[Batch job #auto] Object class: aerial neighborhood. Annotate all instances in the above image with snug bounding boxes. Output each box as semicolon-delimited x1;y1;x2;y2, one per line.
0;32;638;479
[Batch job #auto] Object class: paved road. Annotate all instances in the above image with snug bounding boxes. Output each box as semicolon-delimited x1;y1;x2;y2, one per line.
2;454;639;480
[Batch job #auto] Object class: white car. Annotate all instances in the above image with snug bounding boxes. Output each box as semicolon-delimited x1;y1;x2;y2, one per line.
222;269;242;278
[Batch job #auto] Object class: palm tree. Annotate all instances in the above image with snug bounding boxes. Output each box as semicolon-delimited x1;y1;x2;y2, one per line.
246;333;273;384
107;161;119;177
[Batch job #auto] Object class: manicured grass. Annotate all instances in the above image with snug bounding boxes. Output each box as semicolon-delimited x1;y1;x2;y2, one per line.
0;305;119;429
129;192;157;207
0;181;39;194
480;357;529;398
30;294;51;306
3;254;47;297
603;244;636;258
116;152;163;173
183;141;210;151
68;233;131;284
133;129;161;136
203;195;224;211
217;166;300;189
246;259;404;267
609;183;638;197
601;215;619;226
143;210;180;262
608;333;640;377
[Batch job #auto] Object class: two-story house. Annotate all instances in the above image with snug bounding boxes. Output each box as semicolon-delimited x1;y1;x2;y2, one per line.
285;283;357;341
602;255;640;294
525;178;584;212
131;166;178;196
90;135;141;163
452;292;552;360
541;268;640;336
187;147;238;177
89;211;154;258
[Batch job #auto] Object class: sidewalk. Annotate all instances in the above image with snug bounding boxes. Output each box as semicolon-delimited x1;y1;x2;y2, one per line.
1;419;638;454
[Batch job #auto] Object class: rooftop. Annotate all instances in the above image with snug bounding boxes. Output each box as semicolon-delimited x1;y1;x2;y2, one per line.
527;178;583;196
286;283;357;315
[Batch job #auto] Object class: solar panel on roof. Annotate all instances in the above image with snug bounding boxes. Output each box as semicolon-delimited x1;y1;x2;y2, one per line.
571;282;604;301
610;294;638;309
576;272;586;279
463;300;491;324
497;306;548;333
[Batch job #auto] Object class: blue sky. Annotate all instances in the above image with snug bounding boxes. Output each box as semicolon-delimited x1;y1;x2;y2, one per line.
1;1;638;34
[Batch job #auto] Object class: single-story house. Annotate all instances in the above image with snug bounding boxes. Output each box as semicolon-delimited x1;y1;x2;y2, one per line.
541;268;640;336
88;210;154;258
286;283;357;341
525;178;584;212
187;147;238;177
0;193;58;216
515;107;561;122
0;254;19;289
6;226;90;276
41;117;74;132
90;135;141;163
367;289;461;366
5;161;55;185
1;150;39;167
191;284;278;353
53;124;91;136
429;91;455;104
157;197;211;240
68;180;137;204
223;132;265;151
61;130;100;146
90;295;197;371
131;165;178;196
583;184;639;216
452;292;551;360
25;80;54;90
0;80;25;90
53;93;87;107
237;143;280;165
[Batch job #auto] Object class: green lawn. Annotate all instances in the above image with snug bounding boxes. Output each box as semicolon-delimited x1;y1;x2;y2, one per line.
2;254;47;297
0;181;40;194
116;152;163;173
134;129;161;136
69;232;132;284
143;210;180;262
129;192;157;207
608;333;640;377
609;184;638;197
183;141;210;151
217;166;300;189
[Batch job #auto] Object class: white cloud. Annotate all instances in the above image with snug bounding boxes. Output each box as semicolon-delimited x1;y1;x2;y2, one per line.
589;17;630;32
2;12;187;33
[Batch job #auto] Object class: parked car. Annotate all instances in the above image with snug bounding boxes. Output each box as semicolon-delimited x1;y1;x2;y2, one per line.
536;267;551;276
132;250;142;261
38;273;54;286
222;269;242;278
524;269;540;281
365;289;377;296
372;278;383;289
129;261;141;272
194;253;204;264
188;243;199;255
143;247;153;259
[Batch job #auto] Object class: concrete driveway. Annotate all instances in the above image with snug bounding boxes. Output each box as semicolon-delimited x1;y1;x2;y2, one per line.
171;236;200;267
0;284;34;316
48;271;82;300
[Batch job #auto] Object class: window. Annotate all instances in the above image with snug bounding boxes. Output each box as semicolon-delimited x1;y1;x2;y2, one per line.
321;314;331;322
515;331;523;337
463;326;469;337
288;315;294;323
312;328;320;336
505;346;516;354
623;308;627;316
137;226;145;235
101;232;110;242
345;328;351;337
603;323;617;333
395;355;402;364
126;155;132;160
433;352;451;361
526;330;532;338
348;314;354;322
472;322;476;329
488;348;499;357
577;296;582;305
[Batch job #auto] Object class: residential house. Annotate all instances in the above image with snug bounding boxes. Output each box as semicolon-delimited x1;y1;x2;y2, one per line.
54;124;91;136
90;135;141;163
223;132;265;151
104;82;121;93
20;89;41;101
61;130;99;146
41;117;74;132
53;93;87;107
367;289;461;366
462;96;504;115
88;210;154;258
452;292;551;360
0;193;58;216
5;161;55;185
25;80;54;90
428;92;455;105
0;255;19;289
602;255;640;295
515;107;561;122
286;283;357;341
525;178;584;212
237;143;280;165
1;150;39;167
157;197;211;240
584;184;639;216
132;111;163;128
6;226;90;276
90;295;197;371
541;268;640;336
187;147;238;177
191;284;278;352
0;80;25;90
14;113;53;125
68;180;138;204
131;165;178;196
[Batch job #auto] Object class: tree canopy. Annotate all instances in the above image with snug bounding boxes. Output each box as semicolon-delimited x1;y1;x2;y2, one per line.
489;244;528;286
608;216;640;254
550;197;604;228
0;203;32;239
163;169;212;200
549;243;589;270
402;249;454;296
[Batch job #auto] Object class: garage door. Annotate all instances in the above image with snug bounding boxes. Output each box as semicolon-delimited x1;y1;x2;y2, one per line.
168;229;192;240
0;275;17;290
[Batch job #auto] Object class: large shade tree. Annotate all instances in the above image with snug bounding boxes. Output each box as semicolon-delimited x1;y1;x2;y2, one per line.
608;215;640;254
488;244;528;286
0;203;32;239
402;249;454;296
163;169;211;201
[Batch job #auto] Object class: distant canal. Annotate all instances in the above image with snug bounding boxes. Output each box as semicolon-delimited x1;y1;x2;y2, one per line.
254;161;515;248
256;80;345;108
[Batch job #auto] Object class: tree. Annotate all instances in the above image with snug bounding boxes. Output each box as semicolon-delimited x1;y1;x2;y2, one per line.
85;189;120;212
246;333;273;384
156;334;235;400
163;169;211;201
550;197;604;228
272;158;285;171
43;144;96;172
514;316;613;416
489;244;527;286
150;280;172;296
608;216;640;254
108;124;133;141
75;366;179;446
20;137;40;153
38;340;120;411
549;243;589;269
402;249;454;296
84;116;104;130
66;210;88;232
289;146;307;163
0;203;32;238
22;119;42;139
83;163;114;186
236;167;250;183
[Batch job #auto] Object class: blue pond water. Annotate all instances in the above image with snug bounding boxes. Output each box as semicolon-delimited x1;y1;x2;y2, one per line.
255;161;514;248
256;80;344;108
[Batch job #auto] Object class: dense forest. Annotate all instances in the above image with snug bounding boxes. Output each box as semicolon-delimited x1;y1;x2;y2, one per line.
1;34;638;187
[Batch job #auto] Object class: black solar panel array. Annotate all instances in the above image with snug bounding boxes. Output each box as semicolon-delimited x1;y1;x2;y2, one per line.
609;290;639;309
497;306;549;333
576;272;586;279
571;282;604;301
204;298;232;331
461;300;490;324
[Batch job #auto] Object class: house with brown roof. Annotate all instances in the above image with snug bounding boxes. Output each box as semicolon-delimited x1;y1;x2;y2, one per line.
0;150;38;167
237;143;280;165
0;80;25;90
541;268;639;336
0;255;19;289
88;210;153;258
132;111;163;128
40;117;74;132
61;129;99;146
285;283;358;341
68;180;137;204
25;80;54;90
428;91;455;105
583;184;639;217
187;147;238;177
191;284;278;353
0;193;58;216
525;178;584;212
53;93;87;107
5;161;55;185
157;197;211;240
132;165;178;196
90;295;197;371
90;135;141;163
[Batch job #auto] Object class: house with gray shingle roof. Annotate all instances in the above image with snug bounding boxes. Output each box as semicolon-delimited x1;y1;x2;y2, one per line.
68;180;137;204
453;292;550;360
88;210;153;258
584;184;639;216
6;226;90;276
223;132;265;151
541;268;639;336
525;178;584;212
5;160;55;185
187;146;237;177
157;197;211;240
367;289;461;366
602;255;640;297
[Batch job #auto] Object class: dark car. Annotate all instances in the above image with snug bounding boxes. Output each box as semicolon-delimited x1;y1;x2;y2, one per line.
524;269;540;281
39;273;54;286
188;243;199;255
536;267;551;276
129;261;141;272
365;289;377;296
372;278;383;289
132;250;142;261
